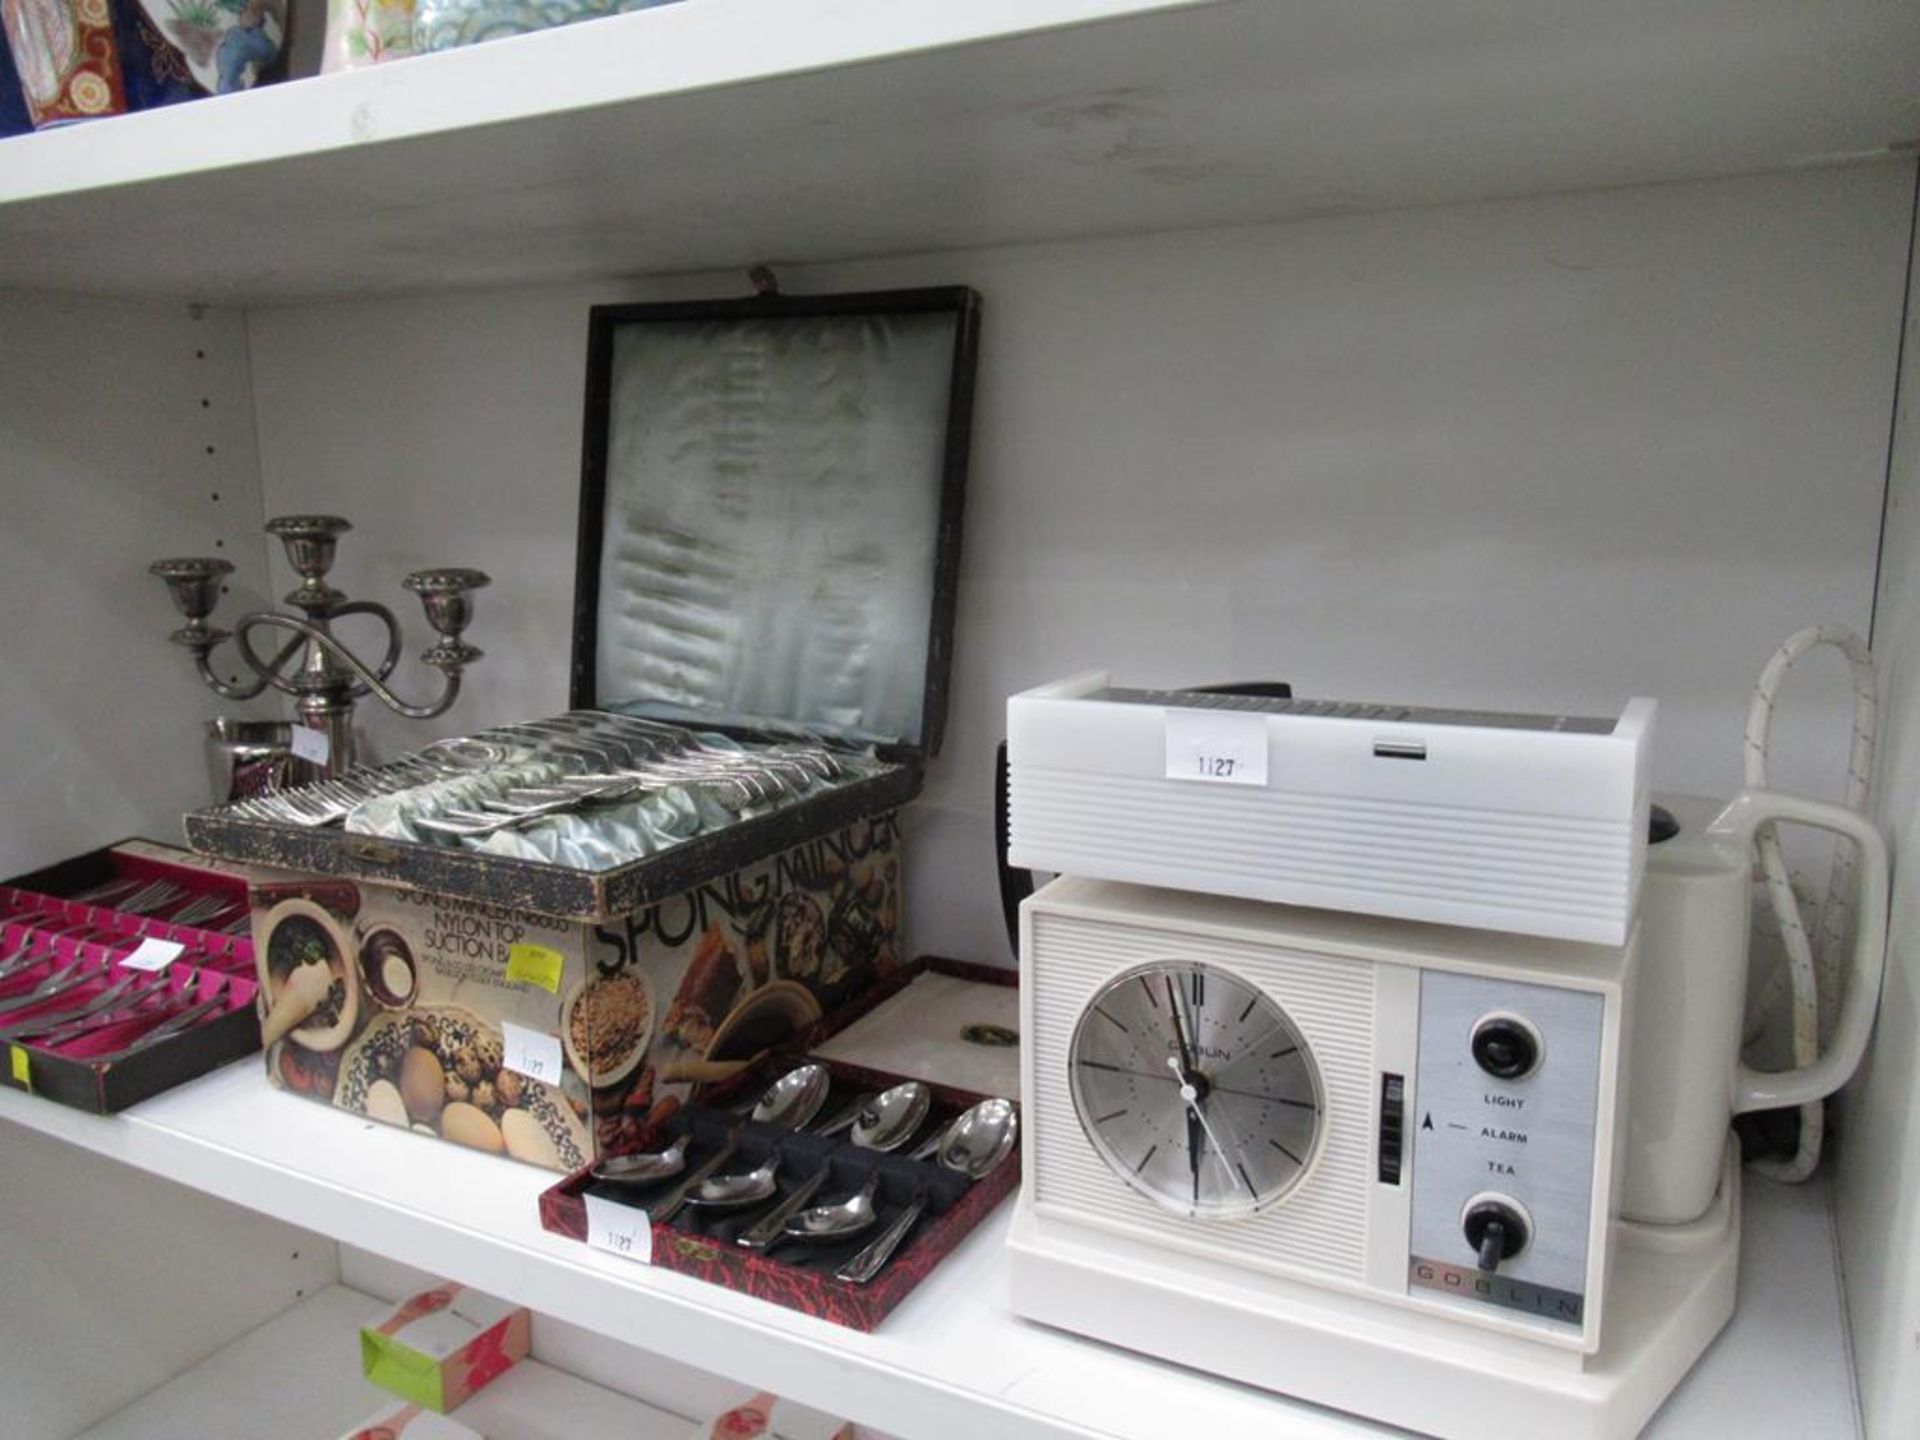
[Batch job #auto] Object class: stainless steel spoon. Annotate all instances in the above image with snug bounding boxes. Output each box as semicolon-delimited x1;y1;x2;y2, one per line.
850;1081;932;1152
592;1062;828;1187
686;1065;855;1210
835;1098;1020;1285
648;1128;743;1224
752;1062;831;1131
733;1163;836;1251
734;1082;932;1251
924;1097;1020;1172
812;1080;930;1147
686;1153;782;1209
782;1172;883;1242
907;1094;1020;1162
591;1132;690;1185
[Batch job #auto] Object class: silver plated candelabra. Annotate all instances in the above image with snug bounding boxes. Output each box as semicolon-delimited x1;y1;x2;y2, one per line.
149;514;489;779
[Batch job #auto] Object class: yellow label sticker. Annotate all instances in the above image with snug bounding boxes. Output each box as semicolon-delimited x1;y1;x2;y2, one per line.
10;1044;30;1090
506;942;565;994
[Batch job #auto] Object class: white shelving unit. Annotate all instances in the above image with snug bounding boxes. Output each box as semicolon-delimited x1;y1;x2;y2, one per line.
3;1;1919;1435
0;1068;1862;1439
74;1284;693;1440
0;0;1916;301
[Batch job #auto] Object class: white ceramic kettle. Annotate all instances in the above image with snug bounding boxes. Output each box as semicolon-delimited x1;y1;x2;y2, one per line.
1623;790;1888;1226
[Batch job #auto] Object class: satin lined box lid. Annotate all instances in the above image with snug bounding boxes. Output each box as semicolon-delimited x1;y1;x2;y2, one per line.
573;289;981;759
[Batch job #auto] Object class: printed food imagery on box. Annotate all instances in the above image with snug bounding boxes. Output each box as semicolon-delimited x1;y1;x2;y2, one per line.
580;814;902;1158
250;814;902;1170
255;876;594;1170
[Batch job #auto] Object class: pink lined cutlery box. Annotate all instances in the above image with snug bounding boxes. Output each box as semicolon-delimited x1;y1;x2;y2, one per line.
0;838;260;1112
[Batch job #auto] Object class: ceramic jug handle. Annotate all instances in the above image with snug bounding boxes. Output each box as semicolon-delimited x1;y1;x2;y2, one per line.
1708;789;1890;1114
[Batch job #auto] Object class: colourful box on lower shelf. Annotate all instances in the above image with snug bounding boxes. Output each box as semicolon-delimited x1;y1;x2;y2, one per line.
360;1284;529;1413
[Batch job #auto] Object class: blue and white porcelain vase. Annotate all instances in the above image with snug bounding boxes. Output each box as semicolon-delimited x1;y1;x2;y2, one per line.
410;0;674;54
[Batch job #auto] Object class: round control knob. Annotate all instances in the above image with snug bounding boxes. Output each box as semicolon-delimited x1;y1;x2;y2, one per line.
1471;1013;1543;1080
1463;1197;1531;1273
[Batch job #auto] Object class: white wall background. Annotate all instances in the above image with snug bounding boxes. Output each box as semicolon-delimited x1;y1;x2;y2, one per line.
247;163;1912;966
1838;168;1920;1440
0;1125;333;1440
0;297;323;1440
0;296;278;874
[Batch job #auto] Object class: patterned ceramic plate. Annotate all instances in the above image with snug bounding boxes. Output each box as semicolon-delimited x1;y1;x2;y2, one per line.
335;1004;589;1170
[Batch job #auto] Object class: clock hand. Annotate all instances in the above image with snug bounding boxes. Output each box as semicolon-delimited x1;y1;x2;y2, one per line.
1164;975;1195;1076
1164;984;1221;1203
1169;1049;1205;1202
1168;1055;1242;1187
1187;1102;1204;1203
1191;1083;1261;1200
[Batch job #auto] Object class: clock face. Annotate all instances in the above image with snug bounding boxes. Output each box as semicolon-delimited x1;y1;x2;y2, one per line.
1067;960;1324;1220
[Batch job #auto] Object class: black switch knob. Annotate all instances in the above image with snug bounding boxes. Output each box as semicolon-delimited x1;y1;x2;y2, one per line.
1463;1199;1530;1273
1377;1073;1405;1185
1475;1219;1511;1272
1471;1014;1542;1080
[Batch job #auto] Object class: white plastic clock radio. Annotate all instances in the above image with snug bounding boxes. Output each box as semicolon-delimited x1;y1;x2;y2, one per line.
1009;875;1741;1440
1007;672;1655;944
1005;673;1892;1439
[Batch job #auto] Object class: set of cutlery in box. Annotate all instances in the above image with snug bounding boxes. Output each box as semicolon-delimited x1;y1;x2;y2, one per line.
0;840;262;1112
539;958;1021;1330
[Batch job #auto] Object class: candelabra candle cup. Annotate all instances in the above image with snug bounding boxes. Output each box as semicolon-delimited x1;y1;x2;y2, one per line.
266;514;352;610
145;514;489;781
405;568;491;668
149;557;237;649
265;514;350;577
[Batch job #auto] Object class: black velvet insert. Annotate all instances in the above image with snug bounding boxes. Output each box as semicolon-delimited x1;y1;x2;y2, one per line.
584;1091;975;1274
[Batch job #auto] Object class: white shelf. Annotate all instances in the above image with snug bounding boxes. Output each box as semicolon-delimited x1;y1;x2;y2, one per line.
0;0;1916;303
0;1064;1859;1440
74;1282;694;1440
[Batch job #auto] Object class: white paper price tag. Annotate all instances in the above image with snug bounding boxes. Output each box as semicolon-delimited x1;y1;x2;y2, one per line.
500;1020;563;1086
120;938;186;973
584;1193;652;1265
290;726;331;765
1165;710;1269;787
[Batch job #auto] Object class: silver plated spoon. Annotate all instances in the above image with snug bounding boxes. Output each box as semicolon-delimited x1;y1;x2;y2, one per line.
811;1080;929;1145
752;1062;831;1131
850;1081;932;1152
686;1153;782;1209
782;1172;883;1242
648;1128;744;1225
734;1082;932;1251
681;1064;841;1206
591;1062;832;1188
591;1132;690;1186
835;1098;1020;1285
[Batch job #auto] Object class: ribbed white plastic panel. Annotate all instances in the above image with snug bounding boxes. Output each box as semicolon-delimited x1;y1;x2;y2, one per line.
1028;909;1375;1282
1014;768;1636;940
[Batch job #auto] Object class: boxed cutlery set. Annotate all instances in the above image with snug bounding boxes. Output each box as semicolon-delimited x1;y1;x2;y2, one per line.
172;286;983;1180
241;814;906;1171
0;839;260;1112
539;957;1020;1330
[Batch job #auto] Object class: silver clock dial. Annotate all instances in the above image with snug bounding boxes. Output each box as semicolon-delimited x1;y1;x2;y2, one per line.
1067;960;1323;1220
